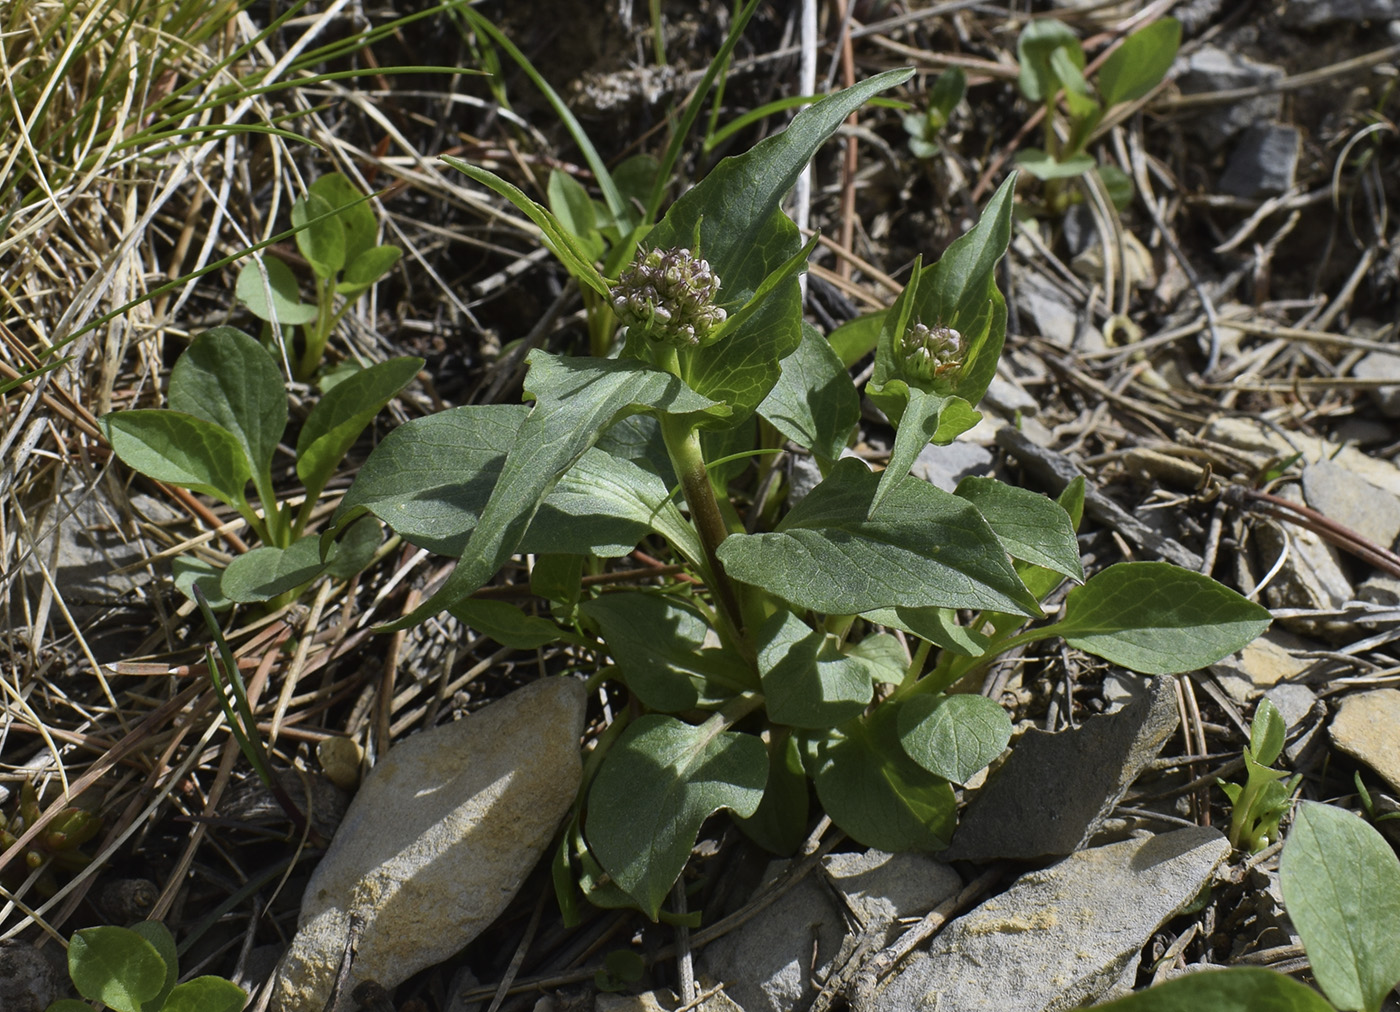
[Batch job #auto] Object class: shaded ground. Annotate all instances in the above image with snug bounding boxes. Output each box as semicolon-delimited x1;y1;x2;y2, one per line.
5;1;1400;1010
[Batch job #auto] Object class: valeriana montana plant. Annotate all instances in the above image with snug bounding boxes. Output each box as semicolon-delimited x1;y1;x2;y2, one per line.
324;68;1271;920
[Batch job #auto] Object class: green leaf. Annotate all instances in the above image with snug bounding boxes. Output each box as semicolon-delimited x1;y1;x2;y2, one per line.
171;555;231;609
387;353;723;629
321;514;382;580
1088;966;1334;1011
1097;164;1135;211
1014;148;1096;180
1049;562;1272;675
580;593;748;711
647;69;913;418
127;921;177;1012
954;476;1083;581
442;157;610;299
928;66;966;123
450;599;572;650
718;457;1040;617
844;632;911;684
332;404;527;556
1281;802;1400;1012
169;327;287;482
1017;19;1083;103
220;535;328;603
897;693;1011;784
102;410;251;510
68;926;168;1012
292;191;346;277
586;714;767;918
159;977;248;1012
547;169;605;262
735;733;809;855
296;355;422;506
757;610;874;729
309;172;379;266
235;256;318;325
828;310;886;368
758;321;859;463
337;245;403;296
1098;18;1181;108
1249;697;1286;768
872;384;979;515
864;606;989;657
804;706;956;851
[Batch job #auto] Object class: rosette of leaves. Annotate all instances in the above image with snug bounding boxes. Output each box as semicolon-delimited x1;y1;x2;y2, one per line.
236;172;402;380
325;68;1269;922
101;327;420;606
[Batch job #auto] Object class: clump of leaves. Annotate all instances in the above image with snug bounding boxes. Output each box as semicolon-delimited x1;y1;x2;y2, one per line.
1094;802;1400;1012
1015;17;1180;212
1219;696;1301;853
236;172;403;381
100;327;420;607
903;67;966;160
0;781;101;894
324;68;1269;921
45;921;245;1012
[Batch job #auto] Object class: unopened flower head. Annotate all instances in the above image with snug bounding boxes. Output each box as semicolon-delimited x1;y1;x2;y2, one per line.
612;246;727;348
899;322;962;383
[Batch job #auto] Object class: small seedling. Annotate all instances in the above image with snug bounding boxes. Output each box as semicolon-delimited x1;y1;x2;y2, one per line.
903;67;966;159
1218;696;1302;853
100;327;420;606
45;921;245;1012
0;781;101;894
1354;772;1400;825
236;172;403;381
324;68;1270;922
1094;801;1400;1012
1015;17;1180;213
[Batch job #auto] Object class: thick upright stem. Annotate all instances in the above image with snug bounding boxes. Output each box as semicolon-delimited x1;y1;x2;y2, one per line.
659;412;747;642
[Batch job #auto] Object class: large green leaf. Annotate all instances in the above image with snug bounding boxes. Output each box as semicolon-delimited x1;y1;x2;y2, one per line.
331;404;526;556
169;327;286;482
1017;19;1083;103
338;245;403;296
646;69;913;418
450;599;574;650
309;172;379;267
102;410;251;510
1048;562;1271;675
292;191;346;278
296;355;422;506
1098;19;1181;107
67;926;167;1012
220;535;327;603
159;977;248;1012
717;457;1040;617
1089;967;1333;1011
955;476;1083;581
235;256;318;325
127;920;177;1012
581;593;751;711
389;353;723;628
758;321;860;464
896;693;1011;784
735;732;809;855
586;715;766;918
756;610;874;729
804;706;956;851
1280;802;1400;1012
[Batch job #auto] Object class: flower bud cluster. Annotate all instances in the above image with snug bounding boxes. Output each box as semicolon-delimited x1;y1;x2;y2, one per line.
612;247;727;348
899;322;962;382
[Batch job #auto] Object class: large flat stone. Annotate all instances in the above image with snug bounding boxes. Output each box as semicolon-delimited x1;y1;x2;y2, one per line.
857;827;1230;1012
272;677;587;1011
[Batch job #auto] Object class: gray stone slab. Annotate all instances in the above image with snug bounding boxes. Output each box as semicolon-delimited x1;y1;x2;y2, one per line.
944;675;1179;861
1220;124;1299;198
1177;47;1284;150
857;827;1231;1012
1302;458;1400;552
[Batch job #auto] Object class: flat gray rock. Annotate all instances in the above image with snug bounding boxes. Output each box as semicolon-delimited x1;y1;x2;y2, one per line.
944;675;1178;861
1329;688;1400;795
1302;458;1400;551
1285;0;1400;26
1220;124;1299;198
1177;47;1284;150
1354;350;1400;418
272;677;587;1012
911;441;994;493
697;851;961;1012
857;827;1231;1012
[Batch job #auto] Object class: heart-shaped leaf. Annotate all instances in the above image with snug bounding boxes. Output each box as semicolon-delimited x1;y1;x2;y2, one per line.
897;693;1011;784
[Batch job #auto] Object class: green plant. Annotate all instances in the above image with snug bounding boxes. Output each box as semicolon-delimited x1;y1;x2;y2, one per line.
45;921;245;1012
1014;17;1180;212
100;327;420;606
1219;696;1302;853
0;781;102;894
903;67;966;159
324;68;1270;920
1092;801;1400;1012
235;172;403;381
